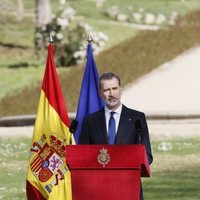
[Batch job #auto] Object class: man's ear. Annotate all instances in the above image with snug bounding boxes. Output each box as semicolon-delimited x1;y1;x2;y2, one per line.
120;85;123;94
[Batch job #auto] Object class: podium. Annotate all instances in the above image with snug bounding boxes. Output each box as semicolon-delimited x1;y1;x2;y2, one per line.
66;145;150;200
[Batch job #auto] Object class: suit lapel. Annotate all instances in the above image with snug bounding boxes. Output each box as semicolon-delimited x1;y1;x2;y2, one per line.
95;108;108;144
115;105;134;144
115;106;126;144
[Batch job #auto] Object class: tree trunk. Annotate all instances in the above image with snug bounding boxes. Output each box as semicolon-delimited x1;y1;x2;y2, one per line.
59;0;66;6
34;0;52;56
35;0;52;27
17;0;24;21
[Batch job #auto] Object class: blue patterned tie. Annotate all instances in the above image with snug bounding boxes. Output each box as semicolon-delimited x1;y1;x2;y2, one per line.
108;112;116;144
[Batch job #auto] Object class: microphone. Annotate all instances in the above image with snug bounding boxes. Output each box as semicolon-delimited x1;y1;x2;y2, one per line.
69;119;79;144
135;119;142;145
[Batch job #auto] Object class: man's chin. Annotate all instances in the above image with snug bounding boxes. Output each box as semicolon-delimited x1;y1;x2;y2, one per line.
106;101;119;109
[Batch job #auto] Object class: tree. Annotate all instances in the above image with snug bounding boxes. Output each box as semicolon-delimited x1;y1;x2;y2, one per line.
34;1;107;67
35;0;52;52
35;0;52;27
17;0;24;21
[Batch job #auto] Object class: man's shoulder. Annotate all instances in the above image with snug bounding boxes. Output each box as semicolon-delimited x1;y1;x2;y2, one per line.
84;107;104;120
122;105;145;117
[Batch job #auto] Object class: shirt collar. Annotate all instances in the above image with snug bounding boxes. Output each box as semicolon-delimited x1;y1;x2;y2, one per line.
105;103;122;115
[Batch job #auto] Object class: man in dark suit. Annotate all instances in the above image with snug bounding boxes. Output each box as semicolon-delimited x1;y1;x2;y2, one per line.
79;72;153;199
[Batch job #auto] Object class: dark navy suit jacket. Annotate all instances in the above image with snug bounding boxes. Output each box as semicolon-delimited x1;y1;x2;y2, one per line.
79;105;153;199
79;105;153;164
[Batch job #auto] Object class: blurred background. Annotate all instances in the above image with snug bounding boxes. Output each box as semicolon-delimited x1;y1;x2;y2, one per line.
0;0;200;199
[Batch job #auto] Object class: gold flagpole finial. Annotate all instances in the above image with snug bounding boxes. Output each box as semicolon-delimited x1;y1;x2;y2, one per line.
87;33;93;44
49;33;54;44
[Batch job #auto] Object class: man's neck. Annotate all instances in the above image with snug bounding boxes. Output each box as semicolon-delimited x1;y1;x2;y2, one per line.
105;103;122;112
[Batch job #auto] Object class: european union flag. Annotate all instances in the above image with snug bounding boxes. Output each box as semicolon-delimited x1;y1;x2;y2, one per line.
75;44;105;143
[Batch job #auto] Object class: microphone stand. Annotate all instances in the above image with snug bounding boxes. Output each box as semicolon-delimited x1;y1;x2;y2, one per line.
135;119;142;145
137;128;142;145
69;119;79;145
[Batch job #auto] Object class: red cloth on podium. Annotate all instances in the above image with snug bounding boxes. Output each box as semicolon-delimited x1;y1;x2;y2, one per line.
66;145;150;200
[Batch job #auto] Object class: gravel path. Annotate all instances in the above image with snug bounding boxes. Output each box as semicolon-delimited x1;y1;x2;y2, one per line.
148;118;200;140
0;118;200;139
0;126;34;137
122;47;200;116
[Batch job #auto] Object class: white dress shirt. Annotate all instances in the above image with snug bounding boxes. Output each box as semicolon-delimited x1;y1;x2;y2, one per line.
105;104;122;135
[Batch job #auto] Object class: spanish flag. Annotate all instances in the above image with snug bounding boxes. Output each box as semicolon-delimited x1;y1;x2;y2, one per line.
26;43;73;200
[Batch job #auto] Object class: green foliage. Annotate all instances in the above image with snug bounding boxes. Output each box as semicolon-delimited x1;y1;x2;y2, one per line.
1;1;200;116
34;5;109;67
0;16;34;48
0;15;40;69
0;67;44;100
34;5;86;67
1;10;200;116
54;23;86;67
96;24;200;84
35;20;85;67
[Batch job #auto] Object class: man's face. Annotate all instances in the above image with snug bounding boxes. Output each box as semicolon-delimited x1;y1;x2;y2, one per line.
99;77;123;110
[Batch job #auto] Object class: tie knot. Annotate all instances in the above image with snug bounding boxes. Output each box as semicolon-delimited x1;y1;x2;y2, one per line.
110;112;115;117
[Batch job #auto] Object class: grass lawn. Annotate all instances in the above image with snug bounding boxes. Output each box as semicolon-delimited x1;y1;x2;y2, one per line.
83;18;138;50
143;138;200;199
0;136;200;199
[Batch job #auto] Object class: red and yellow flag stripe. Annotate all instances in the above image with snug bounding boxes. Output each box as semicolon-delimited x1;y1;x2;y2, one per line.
26;44;73;200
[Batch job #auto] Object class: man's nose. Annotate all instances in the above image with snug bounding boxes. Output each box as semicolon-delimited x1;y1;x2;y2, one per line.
109;90;114;96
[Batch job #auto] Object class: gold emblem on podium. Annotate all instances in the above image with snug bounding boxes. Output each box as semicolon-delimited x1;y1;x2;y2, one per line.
97;147;110;167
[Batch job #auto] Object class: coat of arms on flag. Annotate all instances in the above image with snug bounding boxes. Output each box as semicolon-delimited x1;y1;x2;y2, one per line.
30;134;68;193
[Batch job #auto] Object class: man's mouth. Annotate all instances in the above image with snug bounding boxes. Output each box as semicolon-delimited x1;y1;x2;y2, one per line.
108;98;117;102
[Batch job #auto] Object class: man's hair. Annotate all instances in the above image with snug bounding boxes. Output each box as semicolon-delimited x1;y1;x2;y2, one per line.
99;72;121;89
